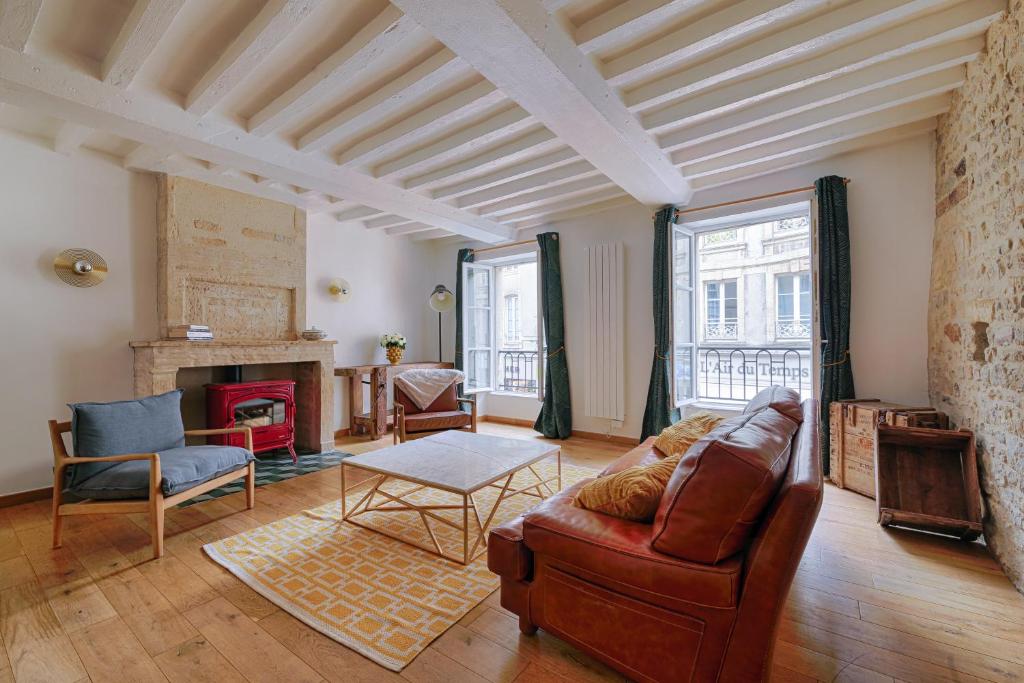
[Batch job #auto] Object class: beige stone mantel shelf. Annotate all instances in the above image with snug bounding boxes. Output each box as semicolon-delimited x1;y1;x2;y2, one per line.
130;338;337;453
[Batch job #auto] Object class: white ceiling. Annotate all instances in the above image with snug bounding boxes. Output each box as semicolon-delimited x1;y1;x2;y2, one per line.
0;0;1005;242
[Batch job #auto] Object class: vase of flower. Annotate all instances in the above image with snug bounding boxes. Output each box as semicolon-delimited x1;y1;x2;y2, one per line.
380;333;406;365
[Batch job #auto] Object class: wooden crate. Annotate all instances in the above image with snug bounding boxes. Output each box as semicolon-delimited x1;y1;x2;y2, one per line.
874;424;982;541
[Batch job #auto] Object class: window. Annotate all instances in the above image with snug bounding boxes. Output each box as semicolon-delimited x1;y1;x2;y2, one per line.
505;294;520;342
671;206;815;405
776;273;811;338
703;280;738;340
463;254;542;396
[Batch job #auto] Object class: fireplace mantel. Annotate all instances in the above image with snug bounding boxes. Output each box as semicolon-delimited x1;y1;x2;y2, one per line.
130;339;336;453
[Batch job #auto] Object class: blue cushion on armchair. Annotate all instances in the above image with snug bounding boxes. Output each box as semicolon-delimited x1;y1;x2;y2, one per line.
70;445;254;500
67;389;186;487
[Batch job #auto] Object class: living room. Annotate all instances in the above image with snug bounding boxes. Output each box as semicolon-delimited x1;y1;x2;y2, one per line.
0;0;1021;681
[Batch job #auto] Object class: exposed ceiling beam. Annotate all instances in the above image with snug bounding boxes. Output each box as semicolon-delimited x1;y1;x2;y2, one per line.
102;0;187;87
679;96;949;178
498;187;628;224
334;205;385;222
373;107;535;180
455;160;599;208
640;0;1003;132
296;48;471;152
679;73;962;165
626;0;955;112
393;0;692;206
385;222;434;236
574;0;710;55
403;128;561;191
512;194;636;231
431;146;580;199
365;214;412;230
336;80;505;168
478;175;617;218
411;228;453;241
658;42;980;150
604;0;831;86
248;5;419;135
186;0;318;115
0;0;42;52
691;119;937;190
0;45;513;242
52;122;93;155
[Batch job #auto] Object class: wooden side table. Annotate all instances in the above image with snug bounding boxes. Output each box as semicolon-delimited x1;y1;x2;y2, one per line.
335;362;454;439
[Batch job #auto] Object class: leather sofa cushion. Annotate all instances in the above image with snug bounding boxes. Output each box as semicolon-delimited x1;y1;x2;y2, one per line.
71;445;253;500
396;383;459;414
743;385;803;423
403;410;472;432
652;394;801;564
524;483;742;609
487;515;533;581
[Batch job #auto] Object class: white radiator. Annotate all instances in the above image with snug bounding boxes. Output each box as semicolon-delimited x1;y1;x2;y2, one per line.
584;242;625;422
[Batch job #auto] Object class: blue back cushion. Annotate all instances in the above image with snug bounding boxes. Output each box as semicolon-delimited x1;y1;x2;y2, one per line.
68;389;186;488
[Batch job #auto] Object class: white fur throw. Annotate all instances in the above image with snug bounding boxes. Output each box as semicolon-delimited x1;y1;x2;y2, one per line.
394;369;466;410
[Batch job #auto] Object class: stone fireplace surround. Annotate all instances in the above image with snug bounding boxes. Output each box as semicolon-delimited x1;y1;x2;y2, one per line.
131;175;335;453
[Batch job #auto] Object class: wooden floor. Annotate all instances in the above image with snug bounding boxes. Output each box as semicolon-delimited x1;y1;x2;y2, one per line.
1;423;1022;683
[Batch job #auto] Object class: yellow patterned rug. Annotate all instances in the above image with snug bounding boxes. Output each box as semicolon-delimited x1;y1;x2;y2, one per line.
203;459;594;671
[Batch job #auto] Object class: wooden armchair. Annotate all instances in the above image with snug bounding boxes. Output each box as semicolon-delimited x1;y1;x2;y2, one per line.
393;382;476;444
49;420;255;559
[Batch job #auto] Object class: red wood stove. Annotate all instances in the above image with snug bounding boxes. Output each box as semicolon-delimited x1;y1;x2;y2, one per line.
206;379;297;462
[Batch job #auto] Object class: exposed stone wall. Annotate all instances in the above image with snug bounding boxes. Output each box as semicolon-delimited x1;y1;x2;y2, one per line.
929;0;1023;591
157;175;306;340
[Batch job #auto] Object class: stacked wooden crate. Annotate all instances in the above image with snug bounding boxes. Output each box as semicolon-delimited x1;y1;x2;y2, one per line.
828;399;947;498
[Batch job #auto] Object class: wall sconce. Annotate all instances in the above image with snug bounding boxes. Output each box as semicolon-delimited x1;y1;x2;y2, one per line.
327;278;351;302
53;248;107;287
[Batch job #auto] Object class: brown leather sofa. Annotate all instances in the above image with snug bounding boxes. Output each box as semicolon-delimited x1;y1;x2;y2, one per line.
488;389;823;682
393;382;476;443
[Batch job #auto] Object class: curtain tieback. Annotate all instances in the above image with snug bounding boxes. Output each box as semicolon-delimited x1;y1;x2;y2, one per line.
822;350;851;367
546;346;565;358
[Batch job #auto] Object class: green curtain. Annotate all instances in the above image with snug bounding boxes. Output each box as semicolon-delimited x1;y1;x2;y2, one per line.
641;206;681;440
534;232;572;439
816;176;855;476
454;248;474;393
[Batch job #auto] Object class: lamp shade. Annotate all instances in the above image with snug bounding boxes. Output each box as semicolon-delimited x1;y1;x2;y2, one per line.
428;284;455;313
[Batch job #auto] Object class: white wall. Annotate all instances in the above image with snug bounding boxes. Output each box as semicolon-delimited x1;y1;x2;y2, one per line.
687;133;936;405
306;216;437;430
434;133;937;439
0;131;158;495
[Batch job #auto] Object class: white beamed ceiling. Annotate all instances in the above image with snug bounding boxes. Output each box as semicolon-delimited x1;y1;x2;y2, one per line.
0;0;1005;242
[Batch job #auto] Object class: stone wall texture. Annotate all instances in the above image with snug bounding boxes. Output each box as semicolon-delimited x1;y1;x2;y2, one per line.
929;0;1024;591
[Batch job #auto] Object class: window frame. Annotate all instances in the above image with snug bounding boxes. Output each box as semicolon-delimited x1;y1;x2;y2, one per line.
702;278;739;341
463;250;544;399
462;261;496;394
670;224;698;408
673;202;819;405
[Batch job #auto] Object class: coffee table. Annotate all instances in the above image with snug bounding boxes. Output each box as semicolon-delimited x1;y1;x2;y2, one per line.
340;430;561;564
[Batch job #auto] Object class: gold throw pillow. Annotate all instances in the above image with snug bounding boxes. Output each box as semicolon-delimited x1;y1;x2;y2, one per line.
653;412;724;457
573;413;724;522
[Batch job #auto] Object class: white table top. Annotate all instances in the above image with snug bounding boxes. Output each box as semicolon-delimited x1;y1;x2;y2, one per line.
343;431;560;494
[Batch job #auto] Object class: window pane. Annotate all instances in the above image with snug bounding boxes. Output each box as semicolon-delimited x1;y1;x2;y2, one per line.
674;348;693;402
706;283;720;322
469;268;490;305
799;274;811;322
778;276;793;295
724;281;737;320
673;291;692;343
467;350;491;390
673;230;690;282
469;308;490;347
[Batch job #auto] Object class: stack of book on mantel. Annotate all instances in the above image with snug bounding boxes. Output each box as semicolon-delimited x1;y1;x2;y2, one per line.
167;324;213;341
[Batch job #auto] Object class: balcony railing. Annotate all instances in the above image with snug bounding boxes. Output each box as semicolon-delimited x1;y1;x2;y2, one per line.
776;318;811;339
694;346;811;401
497;349;538;394
703;319;738;340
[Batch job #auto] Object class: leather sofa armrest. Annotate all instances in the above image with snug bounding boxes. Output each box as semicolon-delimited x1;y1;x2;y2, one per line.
523;489;658;559
488;515;532;581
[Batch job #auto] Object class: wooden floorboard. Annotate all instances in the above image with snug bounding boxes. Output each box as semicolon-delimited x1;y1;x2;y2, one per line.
1;422;1021;683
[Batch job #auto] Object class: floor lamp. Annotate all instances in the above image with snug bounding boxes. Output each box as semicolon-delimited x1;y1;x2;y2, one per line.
428;285;455;363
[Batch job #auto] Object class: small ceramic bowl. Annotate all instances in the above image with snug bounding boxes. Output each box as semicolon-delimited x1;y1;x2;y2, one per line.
301;327;328;341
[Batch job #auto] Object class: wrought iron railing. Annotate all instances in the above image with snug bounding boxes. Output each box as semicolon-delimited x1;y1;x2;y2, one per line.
776;318;811;339
703;319;738;340
498;349;539;393
693;346;811;401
